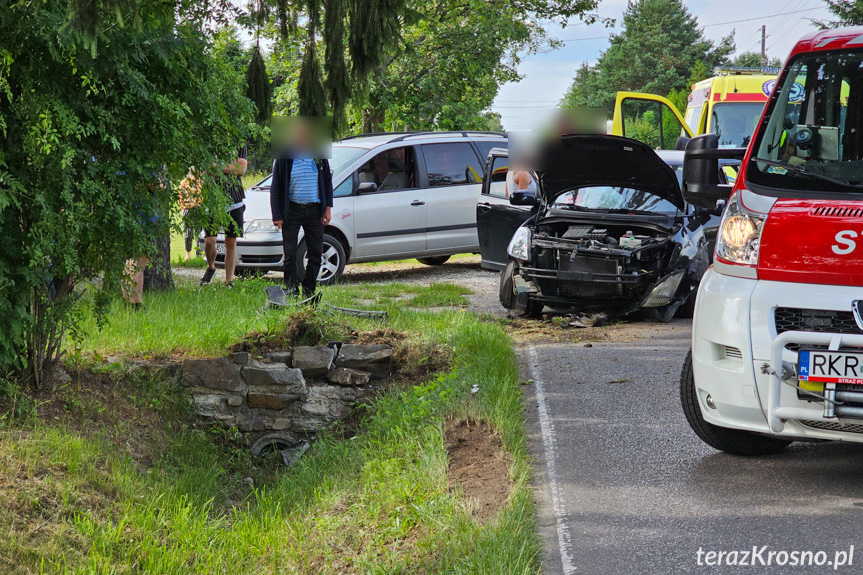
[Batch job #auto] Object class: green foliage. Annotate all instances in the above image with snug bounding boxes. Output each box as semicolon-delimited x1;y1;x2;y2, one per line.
0;1;254;382
816;0;863;28
0;287;540;573
356;0;603;133
560;0;735;113
245;44;273;125
264;0;601;135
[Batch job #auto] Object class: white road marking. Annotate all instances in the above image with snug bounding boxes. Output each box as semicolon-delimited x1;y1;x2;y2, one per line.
528;345;576;574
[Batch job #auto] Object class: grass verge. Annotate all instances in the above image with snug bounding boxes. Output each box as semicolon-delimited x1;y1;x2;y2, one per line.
1;281;540;574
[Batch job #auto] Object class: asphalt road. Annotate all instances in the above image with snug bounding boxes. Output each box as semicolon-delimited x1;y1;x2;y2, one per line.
522;321;863;575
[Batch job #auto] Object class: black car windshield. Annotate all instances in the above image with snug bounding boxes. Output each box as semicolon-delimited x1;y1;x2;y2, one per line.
749;49;863;192
553;186;679;214
711;102;764;148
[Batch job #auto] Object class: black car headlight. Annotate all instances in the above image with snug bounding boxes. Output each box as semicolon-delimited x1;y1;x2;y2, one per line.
507;227;531;262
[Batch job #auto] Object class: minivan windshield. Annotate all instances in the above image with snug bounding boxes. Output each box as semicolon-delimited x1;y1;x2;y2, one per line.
246;145;366;192
749;50;863;192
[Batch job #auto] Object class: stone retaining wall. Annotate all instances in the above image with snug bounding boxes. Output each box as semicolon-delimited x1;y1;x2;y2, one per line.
180;344;393;434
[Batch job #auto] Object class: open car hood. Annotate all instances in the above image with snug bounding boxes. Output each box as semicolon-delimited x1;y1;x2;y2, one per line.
537;135;684;211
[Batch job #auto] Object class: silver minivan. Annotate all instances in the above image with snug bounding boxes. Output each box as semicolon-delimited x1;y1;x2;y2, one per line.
201;131;507;283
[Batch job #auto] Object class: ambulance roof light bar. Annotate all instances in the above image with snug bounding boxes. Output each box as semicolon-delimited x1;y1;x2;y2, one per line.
713;66;781;76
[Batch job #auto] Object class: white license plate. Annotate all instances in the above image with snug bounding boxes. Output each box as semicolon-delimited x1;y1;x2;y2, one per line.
798;349;863;385
216;243;226;254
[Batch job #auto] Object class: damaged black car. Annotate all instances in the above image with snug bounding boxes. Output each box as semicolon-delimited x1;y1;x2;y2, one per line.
478;135;724;321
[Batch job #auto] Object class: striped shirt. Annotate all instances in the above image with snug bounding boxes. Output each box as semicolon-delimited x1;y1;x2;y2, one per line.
289;158;320;204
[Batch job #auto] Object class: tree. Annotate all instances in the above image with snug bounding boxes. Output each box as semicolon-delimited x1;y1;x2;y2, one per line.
560;0;734;113
262;0;603;135
356;0;603;133
730;51;782;68
816;0;863;27
0;1;254;385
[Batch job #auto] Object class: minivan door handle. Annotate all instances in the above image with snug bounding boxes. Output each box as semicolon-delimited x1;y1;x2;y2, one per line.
411;200;425;206
477;202;491;212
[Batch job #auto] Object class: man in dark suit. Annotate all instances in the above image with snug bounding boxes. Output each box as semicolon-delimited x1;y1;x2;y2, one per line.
269;150;333;299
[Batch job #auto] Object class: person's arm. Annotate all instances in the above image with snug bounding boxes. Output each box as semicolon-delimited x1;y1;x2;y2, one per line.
321;159;334;225
515;171;532;191
270;159;284;228
222;144;248;175
222;158;248;176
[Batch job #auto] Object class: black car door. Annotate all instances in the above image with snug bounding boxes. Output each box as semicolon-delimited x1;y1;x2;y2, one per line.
477;153;534;270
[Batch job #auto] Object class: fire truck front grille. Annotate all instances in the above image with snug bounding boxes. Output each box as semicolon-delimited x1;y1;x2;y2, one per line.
800;420;863;434
774;307;861;335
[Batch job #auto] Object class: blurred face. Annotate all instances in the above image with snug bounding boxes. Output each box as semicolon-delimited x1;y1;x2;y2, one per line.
271;116;333;158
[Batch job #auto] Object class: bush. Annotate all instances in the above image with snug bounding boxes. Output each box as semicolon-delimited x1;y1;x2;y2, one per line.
0;1;255;385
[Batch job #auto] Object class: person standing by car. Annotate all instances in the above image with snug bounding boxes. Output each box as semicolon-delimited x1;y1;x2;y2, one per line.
201;145;248;288
178;172;202;261
269;119;333;300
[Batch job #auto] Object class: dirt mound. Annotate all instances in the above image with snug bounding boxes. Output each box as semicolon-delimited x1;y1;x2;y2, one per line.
445;419;510;521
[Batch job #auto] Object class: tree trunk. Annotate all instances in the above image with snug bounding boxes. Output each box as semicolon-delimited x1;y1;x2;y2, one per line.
362;107;383;133
144;232;173;292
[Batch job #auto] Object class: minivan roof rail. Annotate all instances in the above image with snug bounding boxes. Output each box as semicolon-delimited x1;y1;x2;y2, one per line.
341;130;506;142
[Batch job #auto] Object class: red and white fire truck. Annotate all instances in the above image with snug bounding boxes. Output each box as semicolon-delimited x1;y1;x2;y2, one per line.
681;26;863;455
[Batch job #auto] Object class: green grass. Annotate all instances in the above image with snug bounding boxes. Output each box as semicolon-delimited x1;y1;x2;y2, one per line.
76;278;472;358
1;281;539;573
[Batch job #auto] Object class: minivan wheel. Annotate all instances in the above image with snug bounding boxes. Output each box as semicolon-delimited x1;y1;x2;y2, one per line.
417;256;451;266
680;350;792;456
500;260;543;318
297;233;347;285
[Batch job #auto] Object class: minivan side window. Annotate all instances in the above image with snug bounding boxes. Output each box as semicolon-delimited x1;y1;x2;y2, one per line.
356;146;417;192
333;176;353;197
421;143;484;187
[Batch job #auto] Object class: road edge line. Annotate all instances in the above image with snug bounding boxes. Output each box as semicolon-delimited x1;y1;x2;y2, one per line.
528;345;576;574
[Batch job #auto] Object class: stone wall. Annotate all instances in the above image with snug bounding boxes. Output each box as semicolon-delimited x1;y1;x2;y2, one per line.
180;344;393;434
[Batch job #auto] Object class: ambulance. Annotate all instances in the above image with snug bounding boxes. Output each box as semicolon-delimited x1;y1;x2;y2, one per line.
609;67;779;152
685;66;780;148
679;26;863;455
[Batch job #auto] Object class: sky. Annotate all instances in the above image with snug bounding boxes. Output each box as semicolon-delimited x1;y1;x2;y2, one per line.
492;0;837;131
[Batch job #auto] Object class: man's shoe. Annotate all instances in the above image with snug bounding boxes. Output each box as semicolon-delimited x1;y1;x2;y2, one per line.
225;281;234;289
200;267;215;285
283;285;299;298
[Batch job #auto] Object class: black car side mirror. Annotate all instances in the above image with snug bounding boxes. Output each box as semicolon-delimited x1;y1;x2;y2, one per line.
510;190;538;207
357;181;378;194
682;134;745;209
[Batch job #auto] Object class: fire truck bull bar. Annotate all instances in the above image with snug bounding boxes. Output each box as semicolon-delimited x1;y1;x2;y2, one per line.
768;331;863;433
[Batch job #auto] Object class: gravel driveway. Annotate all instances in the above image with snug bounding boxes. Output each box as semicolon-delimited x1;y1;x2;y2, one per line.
173;255;504;315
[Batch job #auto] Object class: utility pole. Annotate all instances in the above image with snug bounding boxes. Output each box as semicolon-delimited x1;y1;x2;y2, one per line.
761;25;767;67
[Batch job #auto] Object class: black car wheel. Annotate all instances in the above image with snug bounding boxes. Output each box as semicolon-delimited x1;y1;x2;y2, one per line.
296;233;347;285
417;256;451;266
680;350;792;456
500;261;543;318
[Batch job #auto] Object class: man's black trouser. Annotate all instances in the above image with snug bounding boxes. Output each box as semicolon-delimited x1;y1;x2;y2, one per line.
282;201;323;296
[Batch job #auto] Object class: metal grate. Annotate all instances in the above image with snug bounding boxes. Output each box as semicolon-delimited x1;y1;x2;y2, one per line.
800;420;863;434
774;307;862;335
812;206;863;218
723;346;743;359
